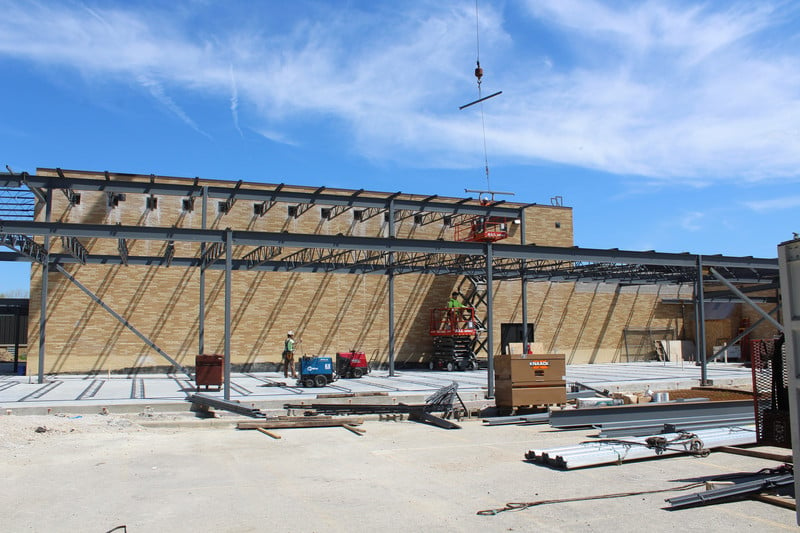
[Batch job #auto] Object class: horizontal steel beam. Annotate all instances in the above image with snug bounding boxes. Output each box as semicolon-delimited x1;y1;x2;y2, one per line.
0;221;780;271
0;172;523;218
549;400;754;428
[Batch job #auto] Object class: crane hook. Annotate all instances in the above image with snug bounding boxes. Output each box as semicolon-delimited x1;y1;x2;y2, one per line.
474;60;483;85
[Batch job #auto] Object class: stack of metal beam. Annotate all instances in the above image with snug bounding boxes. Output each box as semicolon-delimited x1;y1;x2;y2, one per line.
526;426;757;469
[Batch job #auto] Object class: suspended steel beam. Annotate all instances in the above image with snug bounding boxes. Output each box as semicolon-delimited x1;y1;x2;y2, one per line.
54;264;191;378
459;90;502;110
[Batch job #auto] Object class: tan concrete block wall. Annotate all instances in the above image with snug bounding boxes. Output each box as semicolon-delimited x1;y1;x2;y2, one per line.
24;169;690;373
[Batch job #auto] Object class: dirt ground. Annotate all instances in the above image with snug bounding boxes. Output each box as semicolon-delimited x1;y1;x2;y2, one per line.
3;410;797;532
663;387;755;402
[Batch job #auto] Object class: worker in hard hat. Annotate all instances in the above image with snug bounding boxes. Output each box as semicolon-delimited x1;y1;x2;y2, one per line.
282;331;300;378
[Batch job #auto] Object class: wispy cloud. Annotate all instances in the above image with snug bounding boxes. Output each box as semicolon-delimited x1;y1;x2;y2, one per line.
135;74;210;138
743;195;800;212
0;1;798;185
229;65;243;137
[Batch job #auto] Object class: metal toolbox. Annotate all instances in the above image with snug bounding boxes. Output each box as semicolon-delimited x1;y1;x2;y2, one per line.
494;354;566;407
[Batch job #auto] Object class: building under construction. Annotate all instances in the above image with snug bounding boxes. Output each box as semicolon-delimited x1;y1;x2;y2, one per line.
0;168;781;381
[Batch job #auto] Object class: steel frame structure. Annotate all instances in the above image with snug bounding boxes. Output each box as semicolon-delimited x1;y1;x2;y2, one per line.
0;170;781;401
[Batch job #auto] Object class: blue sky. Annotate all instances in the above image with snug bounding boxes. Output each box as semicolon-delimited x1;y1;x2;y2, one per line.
1;0;799;295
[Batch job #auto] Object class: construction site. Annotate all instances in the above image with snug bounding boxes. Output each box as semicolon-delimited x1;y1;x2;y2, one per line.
0;167;799;531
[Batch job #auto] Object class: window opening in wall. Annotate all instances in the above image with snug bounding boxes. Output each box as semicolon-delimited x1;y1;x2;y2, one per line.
500;323;535;354
107;193;126;208
353;210;364;221
182;198;194;212
146;196;158;210
555;221;561;228
321;207;332;220
218;201;230;214
287;205;298;218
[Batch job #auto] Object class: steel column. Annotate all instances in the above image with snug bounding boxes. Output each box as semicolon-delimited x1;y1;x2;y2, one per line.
13;306;20;374
520;212;528;354
224;228;232;401
709;267;784;331
388;199;395;376
199;186;207;355
777;238;800;525
486;242;495;398
695;256;708;385
37;189;51;384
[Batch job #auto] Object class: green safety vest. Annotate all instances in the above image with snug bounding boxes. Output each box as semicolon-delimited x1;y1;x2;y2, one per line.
285;338;295;352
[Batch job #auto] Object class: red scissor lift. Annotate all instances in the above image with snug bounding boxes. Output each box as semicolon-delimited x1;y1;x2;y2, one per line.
454;216;509;243
429;307;478;371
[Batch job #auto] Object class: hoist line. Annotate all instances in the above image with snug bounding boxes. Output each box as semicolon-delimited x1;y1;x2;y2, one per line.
475;0;491;191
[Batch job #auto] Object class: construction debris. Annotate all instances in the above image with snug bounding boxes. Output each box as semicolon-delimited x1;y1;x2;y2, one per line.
189;393;265;418
237;416;364;430
285;382;465;430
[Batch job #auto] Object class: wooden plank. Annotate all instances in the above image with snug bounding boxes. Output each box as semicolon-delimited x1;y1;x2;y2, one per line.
716;446;793;463
753;494;796;510
238;417;364;430
256;427;282;439
342;424;366;436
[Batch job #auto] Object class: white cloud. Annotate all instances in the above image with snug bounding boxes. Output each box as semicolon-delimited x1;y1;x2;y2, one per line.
0;1;798;185
744;195;800;212
229;65;243;137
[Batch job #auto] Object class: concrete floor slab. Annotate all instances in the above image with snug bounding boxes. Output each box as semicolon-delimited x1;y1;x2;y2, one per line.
0;362;753;415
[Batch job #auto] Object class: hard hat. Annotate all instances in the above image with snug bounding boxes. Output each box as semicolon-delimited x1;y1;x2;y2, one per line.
287;331;294;336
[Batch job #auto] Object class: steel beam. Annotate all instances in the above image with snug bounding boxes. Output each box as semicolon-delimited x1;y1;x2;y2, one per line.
0;221;780;273
710;267;783;331
548;400;754;428
0;172;522;218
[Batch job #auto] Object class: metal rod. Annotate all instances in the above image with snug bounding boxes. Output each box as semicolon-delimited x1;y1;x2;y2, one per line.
459;90;502;110
709;267;784;332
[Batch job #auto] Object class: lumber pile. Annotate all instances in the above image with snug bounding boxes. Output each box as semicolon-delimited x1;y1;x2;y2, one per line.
237;416;366;437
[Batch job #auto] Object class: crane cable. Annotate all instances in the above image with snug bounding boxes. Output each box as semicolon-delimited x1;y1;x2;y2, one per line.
474;0;491;192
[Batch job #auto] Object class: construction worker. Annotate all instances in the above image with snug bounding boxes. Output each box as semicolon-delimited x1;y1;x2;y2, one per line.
283;331;299;379
447;292;463;308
